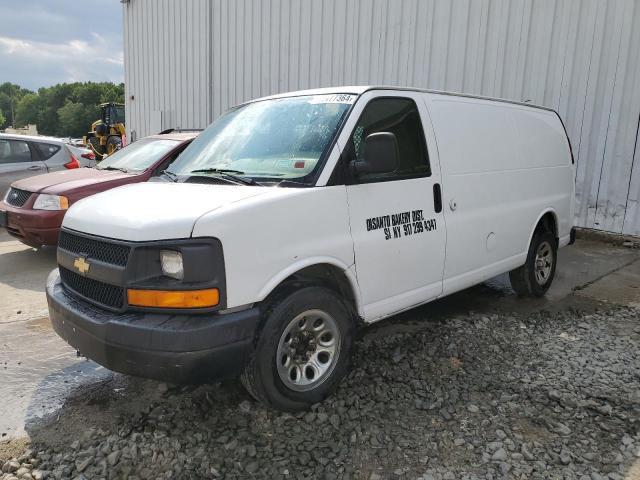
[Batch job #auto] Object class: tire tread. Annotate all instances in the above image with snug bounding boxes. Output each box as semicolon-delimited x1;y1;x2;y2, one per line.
240;286;354;411
509;264;532;296
509;231;557;297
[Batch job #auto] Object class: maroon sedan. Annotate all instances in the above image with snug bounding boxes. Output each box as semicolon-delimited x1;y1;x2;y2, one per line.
0;132;197;247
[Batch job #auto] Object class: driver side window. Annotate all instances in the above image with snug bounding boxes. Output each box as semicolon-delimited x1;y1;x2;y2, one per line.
347;97;430;183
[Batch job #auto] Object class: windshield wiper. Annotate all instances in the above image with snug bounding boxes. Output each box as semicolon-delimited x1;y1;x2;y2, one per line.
189;168;262;186
191;168;246;175
278;179;313;188
161;170;179;182
99;166;129;173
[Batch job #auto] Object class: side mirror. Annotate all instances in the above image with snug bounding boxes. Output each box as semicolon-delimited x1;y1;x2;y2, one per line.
350;132;399;176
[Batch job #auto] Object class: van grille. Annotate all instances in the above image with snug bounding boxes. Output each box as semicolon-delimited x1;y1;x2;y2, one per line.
5;188;32;207
59;230;131;267
59;267;124;309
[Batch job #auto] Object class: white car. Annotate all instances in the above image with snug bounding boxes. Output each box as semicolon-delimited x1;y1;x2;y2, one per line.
46;86;575;410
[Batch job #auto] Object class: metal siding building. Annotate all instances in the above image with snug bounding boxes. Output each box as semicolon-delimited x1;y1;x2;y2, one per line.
123;0;640;235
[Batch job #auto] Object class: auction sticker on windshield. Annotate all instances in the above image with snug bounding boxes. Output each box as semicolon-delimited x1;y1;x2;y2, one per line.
309;94;356;104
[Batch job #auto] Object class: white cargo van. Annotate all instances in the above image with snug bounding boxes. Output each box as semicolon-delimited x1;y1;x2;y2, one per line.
47;87;575;410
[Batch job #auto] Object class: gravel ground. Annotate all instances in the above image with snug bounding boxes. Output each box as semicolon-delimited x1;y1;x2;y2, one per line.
1;302;639;480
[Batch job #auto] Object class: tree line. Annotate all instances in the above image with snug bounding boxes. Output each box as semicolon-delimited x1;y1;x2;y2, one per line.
0;82;125;138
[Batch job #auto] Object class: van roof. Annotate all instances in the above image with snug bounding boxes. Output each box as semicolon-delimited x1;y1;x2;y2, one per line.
251;86;555;113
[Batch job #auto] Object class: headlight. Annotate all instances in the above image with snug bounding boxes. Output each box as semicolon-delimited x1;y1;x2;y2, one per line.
33;194;69;210
160;250;184;280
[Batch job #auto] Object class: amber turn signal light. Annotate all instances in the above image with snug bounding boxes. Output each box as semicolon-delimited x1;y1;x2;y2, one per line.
127;288;219;308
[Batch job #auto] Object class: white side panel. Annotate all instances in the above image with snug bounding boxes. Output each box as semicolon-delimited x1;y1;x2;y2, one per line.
426;94;573;291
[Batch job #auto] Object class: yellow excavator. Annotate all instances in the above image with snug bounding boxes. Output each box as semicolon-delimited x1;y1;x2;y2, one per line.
84;102;126;161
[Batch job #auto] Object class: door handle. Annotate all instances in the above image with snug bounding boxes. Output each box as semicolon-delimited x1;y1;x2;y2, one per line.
433;183;442;213
27;165;43;171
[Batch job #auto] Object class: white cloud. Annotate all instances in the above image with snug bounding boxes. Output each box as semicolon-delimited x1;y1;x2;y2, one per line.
0;0;123;90
0;34;123;88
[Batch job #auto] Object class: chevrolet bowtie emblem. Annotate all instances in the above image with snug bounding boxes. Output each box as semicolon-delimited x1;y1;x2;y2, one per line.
73;257;90;275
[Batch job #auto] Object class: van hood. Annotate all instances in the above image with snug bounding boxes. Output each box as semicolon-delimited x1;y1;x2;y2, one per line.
12;168;135;195
62;182;273;241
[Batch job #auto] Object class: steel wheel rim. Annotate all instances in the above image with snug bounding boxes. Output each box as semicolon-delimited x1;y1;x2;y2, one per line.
276;309;341;392
534;240;553;285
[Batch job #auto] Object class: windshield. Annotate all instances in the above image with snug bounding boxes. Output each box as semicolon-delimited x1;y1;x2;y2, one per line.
111;106;125;124
96;138;179;172
105;105;125;125
167;94;355;183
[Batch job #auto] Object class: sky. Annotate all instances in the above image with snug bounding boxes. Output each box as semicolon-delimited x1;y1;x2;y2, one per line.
0;0;124;91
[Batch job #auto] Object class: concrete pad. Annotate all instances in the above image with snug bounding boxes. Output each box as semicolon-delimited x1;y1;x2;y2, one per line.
0;231;57;325
406;238;640;319
575;257;640;307
0;230;100;439
546;238;639;301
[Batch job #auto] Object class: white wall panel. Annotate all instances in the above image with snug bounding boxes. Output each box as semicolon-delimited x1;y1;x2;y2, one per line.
124;0;640;235
123;0;210;140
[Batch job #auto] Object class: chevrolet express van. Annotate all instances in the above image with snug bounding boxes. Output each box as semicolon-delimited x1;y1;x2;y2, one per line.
47;87;575;410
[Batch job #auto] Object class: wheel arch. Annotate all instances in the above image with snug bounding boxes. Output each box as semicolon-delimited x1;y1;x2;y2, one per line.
528;208;559;249
257;258;363;319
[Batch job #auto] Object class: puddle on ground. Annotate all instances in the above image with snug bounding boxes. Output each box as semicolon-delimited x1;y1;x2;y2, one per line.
2;358;113;439
23;361;112;427
0;317;112;439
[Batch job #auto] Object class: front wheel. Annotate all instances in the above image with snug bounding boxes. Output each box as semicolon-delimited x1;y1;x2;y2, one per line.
87;136;104;161
241;286;354;411
509;231;558;297
106;135;122;155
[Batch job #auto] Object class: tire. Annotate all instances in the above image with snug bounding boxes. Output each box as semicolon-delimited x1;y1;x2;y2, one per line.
106;136;122;156
509;231;558;297
241;286;354;411
87;136;104;161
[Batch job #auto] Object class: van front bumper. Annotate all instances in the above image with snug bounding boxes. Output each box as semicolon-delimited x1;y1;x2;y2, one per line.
46;269;259;383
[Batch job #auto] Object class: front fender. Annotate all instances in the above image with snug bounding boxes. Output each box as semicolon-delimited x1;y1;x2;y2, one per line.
256;257;363;317
192;186;358;314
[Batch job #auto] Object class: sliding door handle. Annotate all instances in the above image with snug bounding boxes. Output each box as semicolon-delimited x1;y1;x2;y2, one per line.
433;183;442;213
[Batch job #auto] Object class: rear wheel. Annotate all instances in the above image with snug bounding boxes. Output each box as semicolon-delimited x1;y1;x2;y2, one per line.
509;231;557;297
241;286;354;411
